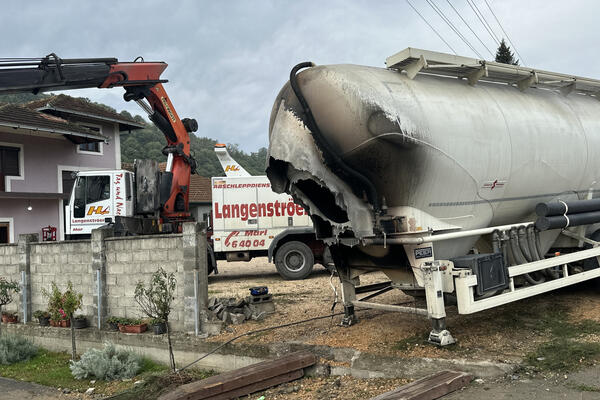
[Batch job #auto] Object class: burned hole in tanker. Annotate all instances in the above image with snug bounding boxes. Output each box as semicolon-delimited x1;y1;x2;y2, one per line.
294;179;349;223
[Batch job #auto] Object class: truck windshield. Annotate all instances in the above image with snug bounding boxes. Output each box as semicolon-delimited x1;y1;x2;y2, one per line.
73;175;110;218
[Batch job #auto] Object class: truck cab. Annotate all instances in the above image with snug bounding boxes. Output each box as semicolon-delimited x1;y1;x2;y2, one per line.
65;170;135;236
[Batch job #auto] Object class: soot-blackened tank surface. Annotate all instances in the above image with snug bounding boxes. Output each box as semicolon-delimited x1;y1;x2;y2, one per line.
267;63;600;250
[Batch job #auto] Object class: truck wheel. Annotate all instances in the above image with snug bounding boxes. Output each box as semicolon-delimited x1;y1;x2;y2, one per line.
275;241;314;280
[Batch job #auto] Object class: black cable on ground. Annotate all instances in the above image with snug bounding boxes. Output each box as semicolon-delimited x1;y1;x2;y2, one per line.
178;311;346;371
179;298;421;372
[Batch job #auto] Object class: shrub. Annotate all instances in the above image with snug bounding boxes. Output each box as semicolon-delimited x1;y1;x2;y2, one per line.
70;343;142;381
0;335;37;365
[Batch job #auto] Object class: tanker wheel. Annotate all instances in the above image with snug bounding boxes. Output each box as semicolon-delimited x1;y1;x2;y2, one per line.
275;241;314;280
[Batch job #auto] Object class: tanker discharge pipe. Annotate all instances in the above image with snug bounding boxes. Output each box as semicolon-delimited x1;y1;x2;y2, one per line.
536;198;600;230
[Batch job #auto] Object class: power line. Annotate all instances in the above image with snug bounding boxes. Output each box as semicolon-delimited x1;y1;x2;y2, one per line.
425;0;483;58
446;0;494;58
406;0;457;55
469;0;501;44
466;0;499;46
484;0;526;65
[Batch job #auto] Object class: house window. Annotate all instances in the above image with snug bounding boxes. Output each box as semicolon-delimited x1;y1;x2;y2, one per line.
0;222;9;244
79;142;101;153
78;125;102;154
0;146;20;176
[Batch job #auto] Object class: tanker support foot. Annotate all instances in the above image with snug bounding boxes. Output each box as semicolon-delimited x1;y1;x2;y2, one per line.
428;318;455;346
341;305;358;326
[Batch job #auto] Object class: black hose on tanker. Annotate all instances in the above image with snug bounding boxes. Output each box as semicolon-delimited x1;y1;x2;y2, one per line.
510;228;545;285
289;62;382;215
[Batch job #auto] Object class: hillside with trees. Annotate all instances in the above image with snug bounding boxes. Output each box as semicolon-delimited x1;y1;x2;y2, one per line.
0;94;268;177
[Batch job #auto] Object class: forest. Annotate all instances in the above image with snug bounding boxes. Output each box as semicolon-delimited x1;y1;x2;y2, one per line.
0;93;268;177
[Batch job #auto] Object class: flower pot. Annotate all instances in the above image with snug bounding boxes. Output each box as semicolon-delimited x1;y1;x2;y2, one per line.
60;319;71;328
152;322;166;335
73;318;87;329
118;323;147;334
2;314;18;324
50;320;60;327
38;316;50;326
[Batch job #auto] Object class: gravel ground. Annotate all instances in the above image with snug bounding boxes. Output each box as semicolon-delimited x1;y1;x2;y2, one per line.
209;258;600;362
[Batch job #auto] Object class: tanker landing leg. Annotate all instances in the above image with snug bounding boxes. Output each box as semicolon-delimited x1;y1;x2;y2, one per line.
333;246;455;346
423;262;455;346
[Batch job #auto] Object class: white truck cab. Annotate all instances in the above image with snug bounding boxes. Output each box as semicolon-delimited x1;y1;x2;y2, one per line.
65;170;135;236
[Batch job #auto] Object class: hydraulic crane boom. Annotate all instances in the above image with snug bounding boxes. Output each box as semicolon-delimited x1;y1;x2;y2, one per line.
0;54;197;223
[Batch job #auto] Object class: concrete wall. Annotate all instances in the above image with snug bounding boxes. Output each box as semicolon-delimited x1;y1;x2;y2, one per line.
104;235;185;328
0;243;20;313
0;223;208;333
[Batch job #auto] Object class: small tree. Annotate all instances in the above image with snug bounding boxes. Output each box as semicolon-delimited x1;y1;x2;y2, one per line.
495;38;519;65
0;278;20;336
135;267;177;371
42;282;82;360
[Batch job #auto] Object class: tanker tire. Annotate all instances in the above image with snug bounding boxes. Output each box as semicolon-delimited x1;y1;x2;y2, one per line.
274;241;314;280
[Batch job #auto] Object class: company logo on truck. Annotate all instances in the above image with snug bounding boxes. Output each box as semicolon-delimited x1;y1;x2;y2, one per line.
224;165;240;173
87;206;109;215
214;200;305;221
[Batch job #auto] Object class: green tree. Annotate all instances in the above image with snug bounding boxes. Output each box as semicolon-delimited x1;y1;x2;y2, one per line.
495;39;519;65
134;268;177;372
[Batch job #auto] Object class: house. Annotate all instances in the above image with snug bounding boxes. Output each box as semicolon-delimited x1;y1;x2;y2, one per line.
0;95;143;243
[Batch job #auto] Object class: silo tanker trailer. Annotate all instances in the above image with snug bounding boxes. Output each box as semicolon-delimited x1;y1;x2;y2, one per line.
266;47;600;345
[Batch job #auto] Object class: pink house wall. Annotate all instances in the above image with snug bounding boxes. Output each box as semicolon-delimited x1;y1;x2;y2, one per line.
0;119;123;242
0;120;119;194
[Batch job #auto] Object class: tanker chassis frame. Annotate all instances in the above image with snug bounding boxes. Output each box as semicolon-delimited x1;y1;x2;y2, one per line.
337;222;600;346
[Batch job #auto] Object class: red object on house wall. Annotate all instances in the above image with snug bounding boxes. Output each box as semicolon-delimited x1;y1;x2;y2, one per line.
42;226;57;241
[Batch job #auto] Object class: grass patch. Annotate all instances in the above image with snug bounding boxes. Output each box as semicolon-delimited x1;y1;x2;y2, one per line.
0;349;167;395
393;334;428;351
567;383;600;392
525;314;600;372
526;339;600;372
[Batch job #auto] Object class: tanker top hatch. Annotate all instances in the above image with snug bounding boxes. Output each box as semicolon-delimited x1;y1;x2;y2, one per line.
386;47;600;95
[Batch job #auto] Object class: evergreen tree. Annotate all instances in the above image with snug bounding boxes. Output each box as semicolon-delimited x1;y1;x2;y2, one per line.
495;39;519;65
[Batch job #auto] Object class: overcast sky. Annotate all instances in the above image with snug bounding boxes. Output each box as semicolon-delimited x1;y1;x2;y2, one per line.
2;0;599;151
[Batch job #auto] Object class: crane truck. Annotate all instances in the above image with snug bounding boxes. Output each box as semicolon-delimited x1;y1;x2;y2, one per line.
267;47;600;345
0;54;198;236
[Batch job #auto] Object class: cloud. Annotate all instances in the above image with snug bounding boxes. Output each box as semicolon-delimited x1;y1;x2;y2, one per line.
3;0;600;151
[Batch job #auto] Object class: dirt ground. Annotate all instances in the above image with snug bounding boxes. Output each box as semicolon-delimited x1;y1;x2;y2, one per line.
209;258;600;363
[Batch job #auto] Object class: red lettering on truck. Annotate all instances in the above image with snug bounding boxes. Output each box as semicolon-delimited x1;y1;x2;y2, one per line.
214;200;305;221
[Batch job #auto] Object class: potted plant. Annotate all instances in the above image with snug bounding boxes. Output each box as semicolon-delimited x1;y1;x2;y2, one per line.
0;278;20;335
107;316;121;331
118;318;147;334
151;318;167;335
33;310;51;326
73;315;87;329
1;311;18;324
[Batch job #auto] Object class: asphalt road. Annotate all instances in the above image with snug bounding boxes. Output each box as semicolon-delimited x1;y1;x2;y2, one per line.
0;377;76;400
